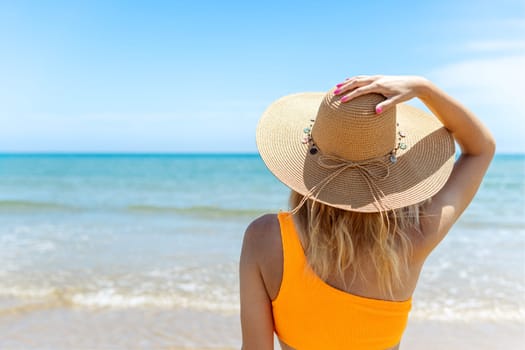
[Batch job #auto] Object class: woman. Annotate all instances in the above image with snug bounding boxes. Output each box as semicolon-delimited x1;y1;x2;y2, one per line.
240;75;495;349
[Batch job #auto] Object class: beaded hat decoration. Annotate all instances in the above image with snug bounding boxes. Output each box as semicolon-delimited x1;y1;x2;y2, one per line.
256;90;455;212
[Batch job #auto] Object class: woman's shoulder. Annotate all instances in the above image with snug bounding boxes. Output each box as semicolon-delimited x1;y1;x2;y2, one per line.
243;213;281;258
245;213;280;235
242;213;283;300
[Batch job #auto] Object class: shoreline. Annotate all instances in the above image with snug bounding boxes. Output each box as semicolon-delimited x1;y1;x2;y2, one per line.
1;305;523;349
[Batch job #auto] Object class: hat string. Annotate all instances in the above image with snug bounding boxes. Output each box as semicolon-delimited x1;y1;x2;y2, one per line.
291;154;391;214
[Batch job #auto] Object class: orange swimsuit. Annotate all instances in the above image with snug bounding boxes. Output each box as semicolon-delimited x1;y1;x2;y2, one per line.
272;212;412;350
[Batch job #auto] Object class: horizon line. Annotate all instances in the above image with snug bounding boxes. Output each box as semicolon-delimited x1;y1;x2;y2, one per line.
0;151;261;156
0;151;523;156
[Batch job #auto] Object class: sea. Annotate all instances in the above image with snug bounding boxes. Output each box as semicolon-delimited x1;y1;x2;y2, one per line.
0;153;523;349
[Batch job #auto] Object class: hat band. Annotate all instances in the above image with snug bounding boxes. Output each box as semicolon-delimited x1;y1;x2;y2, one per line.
291;153;391;214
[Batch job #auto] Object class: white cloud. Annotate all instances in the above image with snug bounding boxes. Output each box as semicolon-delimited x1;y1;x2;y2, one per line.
458;18;525;34
429;54;525;153
464;40;525;53
430;54;525;102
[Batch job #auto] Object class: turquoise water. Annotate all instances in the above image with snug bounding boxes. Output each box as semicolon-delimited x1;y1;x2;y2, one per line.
0;154;523;324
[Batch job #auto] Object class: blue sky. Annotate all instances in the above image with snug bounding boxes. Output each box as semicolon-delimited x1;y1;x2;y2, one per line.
1;0;524;153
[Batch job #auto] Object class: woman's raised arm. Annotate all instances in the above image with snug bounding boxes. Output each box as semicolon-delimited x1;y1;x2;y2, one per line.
336;75;496;258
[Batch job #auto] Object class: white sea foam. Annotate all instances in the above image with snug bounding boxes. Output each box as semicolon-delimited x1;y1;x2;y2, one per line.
0;286;58;299
68;288;238;313
412;304;525;322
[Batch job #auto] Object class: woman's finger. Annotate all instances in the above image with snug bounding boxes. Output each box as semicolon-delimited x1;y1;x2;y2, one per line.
340;84;380;103
335;75;369;88
334;77;375;95
336;75;382;88
335;77;352;88
375;96;402;114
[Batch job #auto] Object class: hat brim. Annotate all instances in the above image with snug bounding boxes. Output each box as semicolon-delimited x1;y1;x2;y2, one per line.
256;92;456;212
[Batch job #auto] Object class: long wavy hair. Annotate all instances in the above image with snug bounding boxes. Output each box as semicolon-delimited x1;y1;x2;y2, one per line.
290;190;424;298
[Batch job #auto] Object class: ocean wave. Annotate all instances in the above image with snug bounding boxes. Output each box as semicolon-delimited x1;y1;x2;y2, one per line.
1;285;523;321
126;204;266;218
411;303;525;322
69;289;238;312
0;200;81;212
0;199;269;218
458;220;525;230
0;286;238;315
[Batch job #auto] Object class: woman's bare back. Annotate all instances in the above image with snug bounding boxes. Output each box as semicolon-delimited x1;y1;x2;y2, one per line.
255;214;426;350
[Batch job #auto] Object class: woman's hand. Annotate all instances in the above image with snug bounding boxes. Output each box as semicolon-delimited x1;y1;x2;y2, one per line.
336;74;494;263
333;75;429;114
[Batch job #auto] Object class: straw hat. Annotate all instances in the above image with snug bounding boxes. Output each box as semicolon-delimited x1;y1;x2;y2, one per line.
256;90;455;212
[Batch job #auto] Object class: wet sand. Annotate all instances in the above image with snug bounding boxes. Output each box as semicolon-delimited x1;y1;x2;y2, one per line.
1;304;523;349
401;319;524;349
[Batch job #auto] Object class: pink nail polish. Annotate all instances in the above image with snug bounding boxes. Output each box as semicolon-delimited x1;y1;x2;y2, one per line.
334;89;341;94
336;83;344;88
376;106;383;114
341;96;348;102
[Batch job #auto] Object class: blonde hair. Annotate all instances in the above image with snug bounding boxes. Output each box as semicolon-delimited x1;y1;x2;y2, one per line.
290;190;424;298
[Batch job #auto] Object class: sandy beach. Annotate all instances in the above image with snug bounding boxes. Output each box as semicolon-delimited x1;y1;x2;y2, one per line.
402;320;524;349
1;304;523;349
